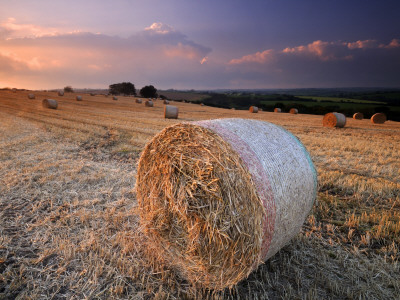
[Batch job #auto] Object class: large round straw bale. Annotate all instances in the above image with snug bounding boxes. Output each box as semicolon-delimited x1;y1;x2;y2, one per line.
113;96;118;100
136;118;317;290
249;106;258;113
42;99;58;109
289;108;298;114
371;113;386;124
90;93;95;96
323;112;346;128
145;100;154;107
58;91;64;96
164;105;179;119
12;88;17;93
76;95;82;101
28;94;35;99
136;99;142;103
163;100;170;104
274;108;281;113
353;112;363;120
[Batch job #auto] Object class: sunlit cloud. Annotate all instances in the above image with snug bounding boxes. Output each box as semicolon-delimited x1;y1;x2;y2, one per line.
145;22;174;34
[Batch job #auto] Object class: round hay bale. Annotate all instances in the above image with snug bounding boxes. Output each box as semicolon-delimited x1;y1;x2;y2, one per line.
145;100;154;107
249;106;258;113
12;88;17;93
353;112;363;120
274;108;281;113
136;99;142;104
323;112;346;128
113;96;118;100
58;91;64;96
163;100;170;104
76;95;82;101
90;93;95;96
200;103;204;106
28;94;35;99
136;118;317;290
371;113;386;124
164;105;179;119
289;108;298;114
42;99;58;109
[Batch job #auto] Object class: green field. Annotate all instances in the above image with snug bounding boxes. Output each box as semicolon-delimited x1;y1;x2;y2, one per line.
297;96;383;104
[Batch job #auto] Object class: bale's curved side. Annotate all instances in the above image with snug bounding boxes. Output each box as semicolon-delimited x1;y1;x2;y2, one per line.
136;99;142;103
42;99;58;109
249;106;258;113
136;118;317;290
371;113;386;124
145;100;154;107
323;112;346;128
353;112;363;120
164;105;178;119
289;108;298;114
28;94;35;99
76;95;82;101
274;108;281;113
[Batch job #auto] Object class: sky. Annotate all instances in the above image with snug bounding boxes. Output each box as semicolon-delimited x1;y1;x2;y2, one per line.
1;0;400;90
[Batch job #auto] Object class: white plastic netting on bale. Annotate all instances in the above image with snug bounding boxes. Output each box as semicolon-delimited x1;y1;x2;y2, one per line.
136;118;317;290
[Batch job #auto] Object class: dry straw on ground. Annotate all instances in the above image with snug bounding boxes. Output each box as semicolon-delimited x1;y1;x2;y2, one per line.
353;112;363;120
371;113;386;124
76;95;82;101
274;108;281;113
42;99;58;109
145;100;154;107
164;105;179;119
58;91;64;96
136;118;317;291
323;112;346;128
249;106;258;113
136;99;142;103
28;94;35;99
290;108;298;114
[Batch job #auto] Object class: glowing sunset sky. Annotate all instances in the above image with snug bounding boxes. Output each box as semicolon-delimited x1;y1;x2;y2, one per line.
1;0;399;90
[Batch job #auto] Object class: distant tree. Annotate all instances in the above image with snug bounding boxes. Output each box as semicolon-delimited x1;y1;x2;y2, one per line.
140;85;157;98
109;82;136;95
159;94;167;100
64;86;74;93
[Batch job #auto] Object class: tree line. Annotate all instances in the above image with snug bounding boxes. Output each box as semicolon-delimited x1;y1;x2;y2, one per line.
108;82;157;98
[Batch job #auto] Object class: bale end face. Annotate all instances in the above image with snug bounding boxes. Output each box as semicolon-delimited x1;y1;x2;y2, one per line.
76;95;82;101
289;108;298;114
136;99;142;103
163;100;170;104
28;94;35;99
58;91;64;96
113;96;118;100
145;100;154;107
42;99;58;109
371;113;386;124
353;112;363;120
323;112;346;128
274;108;281;113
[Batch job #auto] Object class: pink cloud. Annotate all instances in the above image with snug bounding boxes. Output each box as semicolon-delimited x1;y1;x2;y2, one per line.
229;49;274;65
347;39;379;49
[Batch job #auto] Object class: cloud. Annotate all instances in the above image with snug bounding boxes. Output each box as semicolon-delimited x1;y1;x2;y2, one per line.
0;19;212;89
227;39;400;88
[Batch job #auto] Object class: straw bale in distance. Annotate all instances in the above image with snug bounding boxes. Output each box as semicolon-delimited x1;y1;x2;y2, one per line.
323;112;346;128
163;100;170;104
27;94;35;99
274;108;281;113
90;93;95;96
249;106;258;113
164;105;179;119
371;113;386;124
113;96;118;100
353;112;363;120
145;100;154;107
289;108;298;114
76;95;82;101
136;118;317;290
58;91;64;96
136;99;142;103
42;99;58;109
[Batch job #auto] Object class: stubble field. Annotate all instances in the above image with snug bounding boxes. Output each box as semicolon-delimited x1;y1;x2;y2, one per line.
0;90;399;299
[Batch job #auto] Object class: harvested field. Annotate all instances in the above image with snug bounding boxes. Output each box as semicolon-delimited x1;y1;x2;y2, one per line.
0;90;399;299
